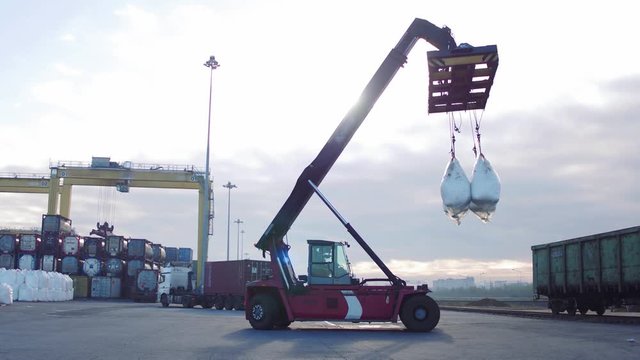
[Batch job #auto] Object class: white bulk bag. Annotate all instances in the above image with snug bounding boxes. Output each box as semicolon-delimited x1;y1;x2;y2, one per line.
440;157;471;225
0;283;13;305
470;154;501;222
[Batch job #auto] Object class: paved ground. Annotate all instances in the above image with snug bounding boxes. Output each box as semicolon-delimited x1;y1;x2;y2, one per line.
1;300;639;360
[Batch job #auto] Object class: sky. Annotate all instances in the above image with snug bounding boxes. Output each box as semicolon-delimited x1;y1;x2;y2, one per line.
1;0;639;285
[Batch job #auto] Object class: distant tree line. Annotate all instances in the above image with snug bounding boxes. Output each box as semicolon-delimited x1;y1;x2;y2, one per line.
430;283;534;299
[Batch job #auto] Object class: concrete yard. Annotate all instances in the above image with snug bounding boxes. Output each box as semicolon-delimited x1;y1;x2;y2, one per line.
1;300;639;360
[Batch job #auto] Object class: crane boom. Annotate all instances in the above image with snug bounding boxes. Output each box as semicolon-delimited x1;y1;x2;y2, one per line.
256;18;497;252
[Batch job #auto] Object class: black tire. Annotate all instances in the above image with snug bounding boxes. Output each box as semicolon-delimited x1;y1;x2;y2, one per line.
182;296;193;308
224;297;235;311
578;304;588;315
274;320;292;329
248;294;277;330
233;296;244;311
400;295;440;332
595;305;606;316
567;307;576;316
214;299;224;310
160;294;169;308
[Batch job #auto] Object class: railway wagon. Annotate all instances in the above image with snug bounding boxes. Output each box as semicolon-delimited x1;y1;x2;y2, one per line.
532;226;640;315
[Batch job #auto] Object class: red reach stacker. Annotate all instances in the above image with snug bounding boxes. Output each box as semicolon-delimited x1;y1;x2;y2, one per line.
244;18;499;332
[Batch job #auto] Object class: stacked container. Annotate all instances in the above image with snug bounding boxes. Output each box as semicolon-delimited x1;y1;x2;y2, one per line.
93;235;127;298
60;235;84;275
82;237;105;278
124;238;153;298
178;248;193;263
165;246;178;266
40;215;72;272
0;233;17;269
17;233;40;270
151;243;166;271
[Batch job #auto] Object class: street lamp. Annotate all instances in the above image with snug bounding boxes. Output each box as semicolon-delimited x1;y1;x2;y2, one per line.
240;229;245;259
223;181;237;261
234;218;243;260
201;55;219;287
511;268;522;283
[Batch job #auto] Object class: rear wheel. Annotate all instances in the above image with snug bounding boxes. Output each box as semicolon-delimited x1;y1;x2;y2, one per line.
400;295;440;332
578;305;588;315
160;294;169;308
214;298;225;310
224;296;235;310
182;296;193;308
201;298;213;309
248;294;277;330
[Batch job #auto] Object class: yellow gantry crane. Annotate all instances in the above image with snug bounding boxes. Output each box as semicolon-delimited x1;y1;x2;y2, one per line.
0;157;213;287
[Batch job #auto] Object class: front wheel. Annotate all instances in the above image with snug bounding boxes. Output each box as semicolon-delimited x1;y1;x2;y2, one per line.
248;294;277;330
160;294;169;308
400;295;440;332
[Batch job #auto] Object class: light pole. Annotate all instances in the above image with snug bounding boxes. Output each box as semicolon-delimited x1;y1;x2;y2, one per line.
511;268;522;283
240;229;245;259
223;181;237;261
234;218;243;260
201;55;219;288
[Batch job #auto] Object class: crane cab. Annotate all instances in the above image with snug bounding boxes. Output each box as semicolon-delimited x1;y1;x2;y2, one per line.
305;240;354;285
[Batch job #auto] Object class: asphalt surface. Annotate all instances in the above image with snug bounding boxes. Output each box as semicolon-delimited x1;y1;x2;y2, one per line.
1;299;639;360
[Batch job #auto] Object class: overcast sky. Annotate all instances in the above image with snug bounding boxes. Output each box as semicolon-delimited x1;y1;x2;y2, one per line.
1;0;638;284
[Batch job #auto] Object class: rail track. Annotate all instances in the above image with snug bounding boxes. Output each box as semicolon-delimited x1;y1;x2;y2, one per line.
439;304;640;325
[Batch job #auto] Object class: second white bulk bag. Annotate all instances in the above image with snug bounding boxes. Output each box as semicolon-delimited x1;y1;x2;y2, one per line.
470;154;501;222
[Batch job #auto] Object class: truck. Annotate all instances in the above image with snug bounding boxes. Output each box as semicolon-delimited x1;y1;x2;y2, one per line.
532;226;640;315
244;18;499;332
159;260;271;309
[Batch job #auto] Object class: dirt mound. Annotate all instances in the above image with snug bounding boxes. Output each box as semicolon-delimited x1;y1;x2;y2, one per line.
466;298;510;307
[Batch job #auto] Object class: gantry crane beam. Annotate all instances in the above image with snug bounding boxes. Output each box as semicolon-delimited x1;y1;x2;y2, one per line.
0;177;51;193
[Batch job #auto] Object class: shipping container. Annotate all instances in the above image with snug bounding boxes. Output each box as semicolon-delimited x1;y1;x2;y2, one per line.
127;259;152;278
39;254;59;272
60;256;83;275
18;234;40;253
178;248;193;262
83;257;103;277
204;260;272;310
83;237;105;259
41;214;72;234
165;247;178;264
0;253;15;269
91;276;122;298
532;226;640;315
17;253;37;270
104;258;125;277
105;236;127;258
70;275;90;298
152;244;166;264
61;236;84;256
40;233;60;256
127;238;153;261
0;234;17;253
129;269;159;302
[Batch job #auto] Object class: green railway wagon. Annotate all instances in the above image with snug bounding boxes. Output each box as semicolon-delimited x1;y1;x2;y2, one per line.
531;226;640;315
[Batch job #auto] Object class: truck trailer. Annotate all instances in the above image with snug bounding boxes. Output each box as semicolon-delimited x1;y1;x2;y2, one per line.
532;226;640;315
159;259;271;310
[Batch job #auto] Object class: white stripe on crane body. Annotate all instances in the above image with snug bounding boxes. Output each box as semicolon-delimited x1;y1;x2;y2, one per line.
341;290;362;320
